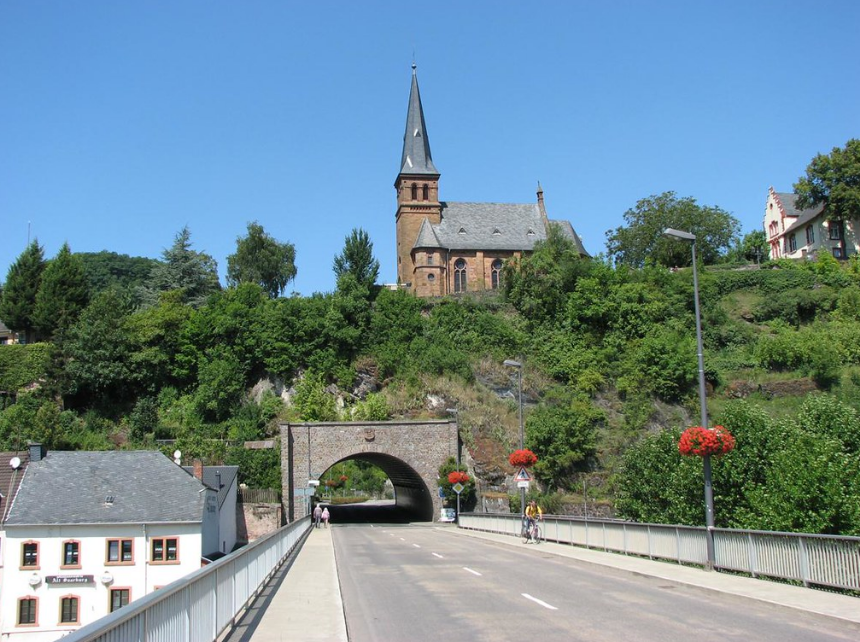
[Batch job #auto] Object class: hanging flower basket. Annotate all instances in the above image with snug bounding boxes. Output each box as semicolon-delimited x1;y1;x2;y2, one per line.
339;475;348;483
447;471;470;485
509;448;538;468
678;425;736;457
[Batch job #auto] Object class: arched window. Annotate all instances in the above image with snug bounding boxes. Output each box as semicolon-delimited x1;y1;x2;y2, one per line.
422;184;429;200
491;259;503;289
411;183;418;200
453;259;467;293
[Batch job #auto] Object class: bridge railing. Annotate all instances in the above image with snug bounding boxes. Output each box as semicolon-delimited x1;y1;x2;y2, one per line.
458;513;860;591
61;516;312;642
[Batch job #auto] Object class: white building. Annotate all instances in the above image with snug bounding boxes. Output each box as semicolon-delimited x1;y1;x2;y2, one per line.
764;186;860;261
183;463;239;558
0;446;218;641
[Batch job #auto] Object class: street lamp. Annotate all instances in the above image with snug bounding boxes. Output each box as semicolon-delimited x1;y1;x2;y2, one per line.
663;227;716;569
446;408;461;524
503;359;526;518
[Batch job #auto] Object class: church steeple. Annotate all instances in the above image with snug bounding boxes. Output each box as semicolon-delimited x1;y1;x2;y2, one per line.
399;63;438;176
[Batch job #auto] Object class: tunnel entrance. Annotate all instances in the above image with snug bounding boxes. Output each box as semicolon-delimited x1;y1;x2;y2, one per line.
283;420;459;523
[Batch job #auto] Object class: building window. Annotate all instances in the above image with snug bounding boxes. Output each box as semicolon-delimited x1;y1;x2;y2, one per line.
60;596;79;624
427;253;433;265
454;259;467;293
17;598;37;626
491;259;503;290
151;537;178;563
411;183;418;200
427;273;435;282
107;539;133;564
62;541;80;568
829;224;842;240
833;247;843;259
21;541;38;568
789;234;797;252
422;184;429;200
110;589;130;613
806;225;815;245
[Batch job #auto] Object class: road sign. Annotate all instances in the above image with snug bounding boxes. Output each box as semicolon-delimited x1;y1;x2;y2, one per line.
452;483;465;494
517;481;530;489
515;467;531;482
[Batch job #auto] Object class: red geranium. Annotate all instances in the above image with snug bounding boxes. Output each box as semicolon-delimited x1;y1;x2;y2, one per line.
678;425;735;457
448;471;470;485
339;475;348;482
509;448;538;468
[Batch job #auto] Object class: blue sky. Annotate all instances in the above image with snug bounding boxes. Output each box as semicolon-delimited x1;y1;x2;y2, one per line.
2;1;858;295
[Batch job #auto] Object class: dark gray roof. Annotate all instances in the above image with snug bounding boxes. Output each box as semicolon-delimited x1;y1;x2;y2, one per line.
548;219;589;256
776;192;826;235
6;451;207;526
183;465;238;509
399;65;438;176
429;202;546;251
414;218;442;249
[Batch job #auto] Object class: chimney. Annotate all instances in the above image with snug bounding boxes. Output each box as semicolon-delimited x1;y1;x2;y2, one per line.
215;471;222;489
28;443;45;462
193;459;203;481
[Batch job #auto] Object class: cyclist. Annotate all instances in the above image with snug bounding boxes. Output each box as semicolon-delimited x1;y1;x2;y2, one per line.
524;499;543;542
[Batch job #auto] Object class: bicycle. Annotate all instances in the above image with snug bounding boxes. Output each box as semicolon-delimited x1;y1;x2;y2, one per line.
522;517;541;544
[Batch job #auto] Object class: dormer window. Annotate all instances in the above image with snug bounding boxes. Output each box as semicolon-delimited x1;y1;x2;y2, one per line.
527;228;536;236
458;228;466;235
493;228;501;235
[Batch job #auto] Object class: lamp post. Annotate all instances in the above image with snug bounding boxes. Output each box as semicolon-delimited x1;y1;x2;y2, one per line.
446;408;461;523
663;228;715;569
503;359;526;518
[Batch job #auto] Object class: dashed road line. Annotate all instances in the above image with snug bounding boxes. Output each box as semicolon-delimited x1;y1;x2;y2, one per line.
463;567;482;576
522;593;558;610
413;544;421;548
432;553;444;559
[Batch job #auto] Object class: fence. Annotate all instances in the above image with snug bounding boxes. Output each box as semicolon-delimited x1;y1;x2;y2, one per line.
61;516;311;642
459;513;860;591
238;487;281;504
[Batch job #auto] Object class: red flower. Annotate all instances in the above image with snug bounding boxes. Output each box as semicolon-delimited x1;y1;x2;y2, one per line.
509;449;538;468
339;475;348;482
678;425;736;457
448;471;470;485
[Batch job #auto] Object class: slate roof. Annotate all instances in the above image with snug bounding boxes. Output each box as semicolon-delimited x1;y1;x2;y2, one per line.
415;202;589;256
6;450;208;526
0;451;28;524
182;465;238;509
776;192;826;235
400;64;438;176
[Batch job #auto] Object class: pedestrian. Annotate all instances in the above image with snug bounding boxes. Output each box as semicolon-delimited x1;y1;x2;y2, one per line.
322;506;330;528
313;504;322;528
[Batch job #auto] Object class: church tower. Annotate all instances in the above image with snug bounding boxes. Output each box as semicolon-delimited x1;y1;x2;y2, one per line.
395;64;442;289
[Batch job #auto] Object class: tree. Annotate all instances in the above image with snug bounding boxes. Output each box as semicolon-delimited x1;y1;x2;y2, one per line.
76;251;159;296
142;227;220;307
726;230;768;264
226;221;297;298
795;139;860;259
33;242;90;340
0;240;46;343
333;228;379;291
606;192;740;268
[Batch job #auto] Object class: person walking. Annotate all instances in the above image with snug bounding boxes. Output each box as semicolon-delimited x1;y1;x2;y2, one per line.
321;506;330;528
313;504;322;528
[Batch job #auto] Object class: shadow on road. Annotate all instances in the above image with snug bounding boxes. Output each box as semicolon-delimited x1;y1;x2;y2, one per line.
316;501;420;525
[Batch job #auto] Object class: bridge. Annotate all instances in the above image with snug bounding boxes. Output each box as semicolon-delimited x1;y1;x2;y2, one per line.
60;514;860;641
281;419;459;522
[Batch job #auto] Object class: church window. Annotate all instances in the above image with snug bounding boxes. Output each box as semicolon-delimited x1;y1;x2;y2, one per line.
454;259;467;293
422;184;429;200
491;259;503;289
427;273;435;282
427;254;434;265
411;183;418;200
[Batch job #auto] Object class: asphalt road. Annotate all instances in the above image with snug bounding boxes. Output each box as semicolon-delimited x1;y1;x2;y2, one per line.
333;524;858;642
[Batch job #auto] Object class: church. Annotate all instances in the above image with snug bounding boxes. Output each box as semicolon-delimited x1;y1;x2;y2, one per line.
395;64;588;297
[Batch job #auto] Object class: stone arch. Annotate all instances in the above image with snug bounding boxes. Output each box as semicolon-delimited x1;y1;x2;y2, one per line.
283;420;459;523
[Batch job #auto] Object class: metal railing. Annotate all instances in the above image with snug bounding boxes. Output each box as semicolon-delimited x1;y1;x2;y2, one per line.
459;513;860;591
62;517;311;642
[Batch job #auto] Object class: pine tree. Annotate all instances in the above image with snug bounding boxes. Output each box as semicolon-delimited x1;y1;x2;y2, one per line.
142;227;221;307
0;240;46;343
333;228;380;291
33;243;90;340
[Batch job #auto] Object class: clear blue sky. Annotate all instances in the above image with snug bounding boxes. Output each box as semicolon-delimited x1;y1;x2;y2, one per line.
2;1;858;295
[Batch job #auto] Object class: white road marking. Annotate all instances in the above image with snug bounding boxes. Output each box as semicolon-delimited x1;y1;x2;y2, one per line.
413;544;421;548
432;553;444;559
400;537;406;541
463;567;482;576
522;593;558;610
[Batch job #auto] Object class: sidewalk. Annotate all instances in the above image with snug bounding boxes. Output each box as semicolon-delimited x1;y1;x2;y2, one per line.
222;526;348;642
447;526;860;628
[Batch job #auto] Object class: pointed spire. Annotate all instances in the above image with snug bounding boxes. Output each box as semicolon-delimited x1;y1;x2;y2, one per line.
400;64;438;176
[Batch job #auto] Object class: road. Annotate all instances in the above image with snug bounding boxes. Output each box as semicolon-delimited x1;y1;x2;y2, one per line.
333;524;858;642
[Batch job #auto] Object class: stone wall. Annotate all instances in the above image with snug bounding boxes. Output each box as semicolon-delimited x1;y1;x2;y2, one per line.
237;501;282;543
283;420;458;522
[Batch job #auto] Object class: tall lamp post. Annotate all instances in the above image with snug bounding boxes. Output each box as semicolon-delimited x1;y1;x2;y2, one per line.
664;228;716;569
503;359;526;518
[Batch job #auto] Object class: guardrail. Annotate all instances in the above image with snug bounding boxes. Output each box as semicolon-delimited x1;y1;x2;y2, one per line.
459;513;860;591
62;516;312;642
